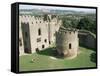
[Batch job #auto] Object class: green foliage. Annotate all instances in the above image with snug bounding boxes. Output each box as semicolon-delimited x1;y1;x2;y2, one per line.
62;17;78;28
90;53;96;63
43;14;48;21
51;15;56;19
43;14;50;21
61;15;96;34
61;15;80;29
77;17;96;34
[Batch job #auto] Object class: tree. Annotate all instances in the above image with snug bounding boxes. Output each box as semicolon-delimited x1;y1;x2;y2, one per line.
43;14;50;21
77;17;96;34
62;17;78;28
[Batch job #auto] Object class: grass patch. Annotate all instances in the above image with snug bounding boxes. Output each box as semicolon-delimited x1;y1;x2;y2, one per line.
19;47;96;71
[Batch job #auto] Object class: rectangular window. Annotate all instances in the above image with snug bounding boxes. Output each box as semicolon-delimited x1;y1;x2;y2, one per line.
37;38;41;42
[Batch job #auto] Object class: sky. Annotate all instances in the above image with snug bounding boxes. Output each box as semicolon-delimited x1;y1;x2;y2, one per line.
19;4;96;13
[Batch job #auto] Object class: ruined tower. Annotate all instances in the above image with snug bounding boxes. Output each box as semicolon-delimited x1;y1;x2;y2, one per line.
56;27;79;59
19;14;62;55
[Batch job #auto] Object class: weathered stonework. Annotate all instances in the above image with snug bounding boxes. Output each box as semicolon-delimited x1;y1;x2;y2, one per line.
56;27;79;59
19;14;62;55
78;30;96;50
19;14;95;57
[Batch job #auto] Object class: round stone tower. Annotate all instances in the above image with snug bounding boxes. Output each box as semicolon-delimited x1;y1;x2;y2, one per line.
56;27;79;59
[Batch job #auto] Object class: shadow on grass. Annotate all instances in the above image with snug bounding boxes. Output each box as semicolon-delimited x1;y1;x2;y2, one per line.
90;52;97;63
36;47;63;59
80;45;96;52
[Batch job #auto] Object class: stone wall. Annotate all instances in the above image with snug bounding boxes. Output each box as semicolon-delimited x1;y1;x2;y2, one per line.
78;30;96;50
19;16;25;55
19;14;62;55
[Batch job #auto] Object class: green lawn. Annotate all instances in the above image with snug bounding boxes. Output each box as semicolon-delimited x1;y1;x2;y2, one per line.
19;47;96;71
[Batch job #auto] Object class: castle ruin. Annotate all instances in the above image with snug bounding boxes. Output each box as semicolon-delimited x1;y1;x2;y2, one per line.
19;14;80;59
19;14;62;55
56;27;79;59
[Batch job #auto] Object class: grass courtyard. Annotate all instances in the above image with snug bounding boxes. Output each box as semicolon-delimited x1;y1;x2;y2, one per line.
19;47;96;71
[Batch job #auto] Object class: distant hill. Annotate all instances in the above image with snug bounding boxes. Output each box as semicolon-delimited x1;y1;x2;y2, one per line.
19;9;95;15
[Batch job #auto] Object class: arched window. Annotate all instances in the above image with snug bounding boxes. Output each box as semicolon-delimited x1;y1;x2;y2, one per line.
69;43;71;49
42;45;45;48
38;28;41;35
44;39;47;43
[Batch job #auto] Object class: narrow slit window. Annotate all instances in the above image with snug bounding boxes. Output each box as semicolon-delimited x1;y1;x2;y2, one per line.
19;38;22;46
69;43;71;49
38;28;41;35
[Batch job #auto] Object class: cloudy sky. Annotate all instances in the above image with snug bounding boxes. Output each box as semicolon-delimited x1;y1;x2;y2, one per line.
19;4;96;13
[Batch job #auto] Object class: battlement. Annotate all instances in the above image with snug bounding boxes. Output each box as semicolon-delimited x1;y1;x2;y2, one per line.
19;14;60;24
57;26;78;35
20;14;58;20
20;15;43;20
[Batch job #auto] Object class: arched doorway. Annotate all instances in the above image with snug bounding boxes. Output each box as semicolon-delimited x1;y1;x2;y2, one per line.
36;48;39;53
